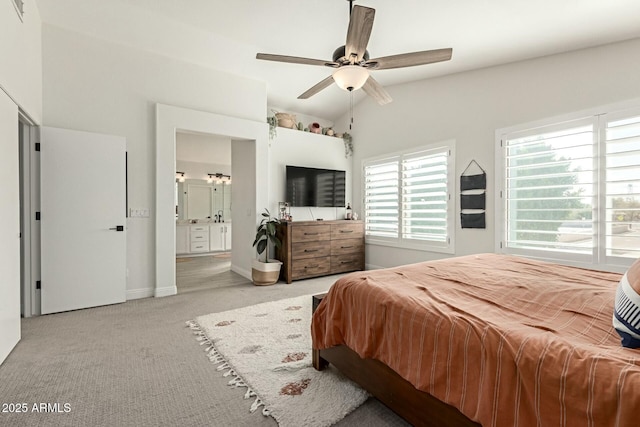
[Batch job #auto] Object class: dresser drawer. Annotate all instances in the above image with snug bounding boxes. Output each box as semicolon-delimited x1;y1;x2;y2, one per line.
331;222;364;240
190;242;209;252
331;253;364;273
292;241;331;260
190;225;209;233
330;238;364;256
292;257;330;279
291;224;331;242
190;230;209;242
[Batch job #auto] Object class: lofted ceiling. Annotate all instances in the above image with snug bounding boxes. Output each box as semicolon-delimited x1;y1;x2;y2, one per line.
35;0;640;121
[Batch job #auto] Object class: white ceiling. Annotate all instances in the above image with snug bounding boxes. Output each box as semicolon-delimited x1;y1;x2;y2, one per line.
35;0;640;121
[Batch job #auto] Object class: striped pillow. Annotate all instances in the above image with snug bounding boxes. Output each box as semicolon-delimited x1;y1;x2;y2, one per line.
613;259;640;348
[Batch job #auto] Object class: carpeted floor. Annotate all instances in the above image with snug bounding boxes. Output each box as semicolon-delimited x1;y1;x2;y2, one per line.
0;272;409;427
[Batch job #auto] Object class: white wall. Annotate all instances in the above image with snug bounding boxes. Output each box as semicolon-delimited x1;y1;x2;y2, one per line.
337;37;640;269
42;25;266;298
0;0;42;122
268;127;352;221
176;132;231;165
0;0;41;362
0;90;20;364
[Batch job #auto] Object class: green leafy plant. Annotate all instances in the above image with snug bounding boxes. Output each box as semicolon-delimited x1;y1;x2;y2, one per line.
343;132;353;158
267;115;278;140
253;209;282;262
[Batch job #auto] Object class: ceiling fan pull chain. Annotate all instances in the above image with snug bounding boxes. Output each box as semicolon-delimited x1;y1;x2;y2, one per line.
350;90;354;130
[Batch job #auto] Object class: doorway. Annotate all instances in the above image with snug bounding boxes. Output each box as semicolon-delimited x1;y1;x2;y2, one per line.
174;131;234;293
155;103;268;298
18;114;39;318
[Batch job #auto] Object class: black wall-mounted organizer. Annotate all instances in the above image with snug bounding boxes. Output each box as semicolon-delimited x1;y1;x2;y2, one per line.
460;160;486;229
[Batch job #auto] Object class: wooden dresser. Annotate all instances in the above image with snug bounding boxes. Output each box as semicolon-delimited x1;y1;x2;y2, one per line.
276;220;364;284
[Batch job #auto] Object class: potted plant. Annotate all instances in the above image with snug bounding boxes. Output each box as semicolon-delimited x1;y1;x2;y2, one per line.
251;209;283;285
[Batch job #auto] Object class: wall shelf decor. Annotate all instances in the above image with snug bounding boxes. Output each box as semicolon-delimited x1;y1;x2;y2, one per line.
460;160;486;229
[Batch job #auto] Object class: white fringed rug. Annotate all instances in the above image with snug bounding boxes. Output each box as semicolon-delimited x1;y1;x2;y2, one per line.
187;295;368;427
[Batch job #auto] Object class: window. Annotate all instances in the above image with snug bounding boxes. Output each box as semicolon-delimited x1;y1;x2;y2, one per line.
497;107;640;269
363;141;455;253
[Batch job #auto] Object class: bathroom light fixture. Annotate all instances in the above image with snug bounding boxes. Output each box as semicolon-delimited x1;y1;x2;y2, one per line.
176;171;186;182
208;173;231;185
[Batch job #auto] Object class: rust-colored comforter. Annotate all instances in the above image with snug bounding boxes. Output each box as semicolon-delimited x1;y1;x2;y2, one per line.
311;254;640;426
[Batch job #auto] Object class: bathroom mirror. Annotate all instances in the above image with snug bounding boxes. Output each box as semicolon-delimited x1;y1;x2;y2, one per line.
176;180;231;221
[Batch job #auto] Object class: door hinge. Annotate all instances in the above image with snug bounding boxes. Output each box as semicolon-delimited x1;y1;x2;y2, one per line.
35;211;41;221
35;142;41;151
499;241;503;249
36;280;41;290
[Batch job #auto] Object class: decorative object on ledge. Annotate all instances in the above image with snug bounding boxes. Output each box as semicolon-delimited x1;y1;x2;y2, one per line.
460;160;486;229
342;133;353;158
275;112;297;129
267;115;278;140
309;122;321;134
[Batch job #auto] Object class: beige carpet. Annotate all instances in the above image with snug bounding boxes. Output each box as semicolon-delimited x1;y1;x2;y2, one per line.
0;273;409;427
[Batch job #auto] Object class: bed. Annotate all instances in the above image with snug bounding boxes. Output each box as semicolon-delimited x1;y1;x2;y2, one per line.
311;253;640;427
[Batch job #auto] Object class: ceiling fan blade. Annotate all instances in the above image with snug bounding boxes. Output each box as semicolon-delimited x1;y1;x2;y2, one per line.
345;5;375;63
366;48;452;70
362;76;392;105
298;76;335;99
256;53;338;68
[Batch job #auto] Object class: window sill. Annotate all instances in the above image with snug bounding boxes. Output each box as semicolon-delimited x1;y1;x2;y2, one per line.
366;237;454;255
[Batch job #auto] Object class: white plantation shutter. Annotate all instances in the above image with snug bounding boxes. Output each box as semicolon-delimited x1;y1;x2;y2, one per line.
499;106;640;269
363;142;454;253
604;114;640;259
402;149;449;242
503;120;595;255
364;157;399;238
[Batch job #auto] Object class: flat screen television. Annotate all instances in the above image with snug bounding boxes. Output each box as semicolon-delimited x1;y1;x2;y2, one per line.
286;165;346;207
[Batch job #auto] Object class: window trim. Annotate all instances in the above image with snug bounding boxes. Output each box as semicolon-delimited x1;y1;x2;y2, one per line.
363;140;456;255
495;100;640;273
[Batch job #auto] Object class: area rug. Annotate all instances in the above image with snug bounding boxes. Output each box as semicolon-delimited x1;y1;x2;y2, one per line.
187;295;369;427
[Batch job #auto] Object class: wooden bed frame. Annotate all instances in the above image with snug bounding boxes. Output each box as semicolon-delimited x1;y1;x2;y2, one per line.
312;294;479;427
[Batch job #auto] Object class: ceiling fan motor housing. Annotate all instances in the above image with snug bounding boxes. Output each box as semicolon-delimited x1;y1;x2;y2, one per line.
332;45;370;64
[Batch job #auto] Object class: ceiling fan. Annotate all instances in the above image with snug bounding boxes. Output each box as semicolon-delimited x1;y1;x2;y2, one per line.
256;0;452;105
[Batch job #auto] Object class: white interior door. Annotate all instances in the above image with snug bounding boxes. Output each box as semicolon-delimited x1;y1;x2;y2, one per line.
0;90;20;365
40;127;126;314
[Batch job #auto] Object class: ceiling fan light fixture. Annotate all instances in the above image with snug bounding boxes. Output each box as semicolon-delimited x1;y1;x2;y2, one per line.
332;65;369;92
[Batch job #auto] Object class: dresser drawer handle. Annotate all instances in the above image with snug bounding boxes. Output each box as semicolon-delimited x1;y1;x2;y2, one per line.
340;260;352;264
305;264;319;269
340;230;353;233
304;249;318;253
304;232;318;236
341;245;353;249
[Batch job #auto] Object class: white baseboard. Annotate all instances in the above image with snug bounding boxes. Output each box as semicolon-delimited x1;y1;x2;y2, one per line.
155;285;177;298
231;264;251;281
126;287;155;300
365;263;385;270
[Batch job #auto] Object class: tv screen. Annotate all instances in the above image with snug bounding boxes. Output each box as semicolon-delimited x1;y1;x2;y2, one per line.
286;166;346;207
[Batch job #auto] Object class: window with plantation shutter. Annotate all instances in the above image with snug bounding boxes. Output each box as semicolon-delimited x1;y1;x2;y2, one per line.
363;141;455;253
363;157;399;238
604;114;640;260
497;105;640;270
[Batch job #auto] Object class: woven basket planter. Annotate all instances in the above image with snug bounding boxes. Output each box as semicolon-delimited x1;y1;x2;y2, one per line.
275;113;297;129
